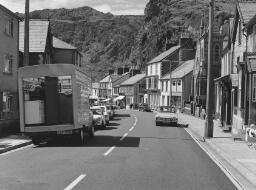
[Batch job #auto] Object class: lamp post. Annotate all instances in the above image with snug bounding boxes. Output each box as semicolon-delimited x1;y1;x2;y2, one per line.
204;0;214;138
24;0;29;67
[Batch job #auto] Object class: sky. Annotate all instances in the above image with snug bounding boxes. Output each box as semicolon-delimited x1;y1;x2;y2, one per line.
0;0;148;15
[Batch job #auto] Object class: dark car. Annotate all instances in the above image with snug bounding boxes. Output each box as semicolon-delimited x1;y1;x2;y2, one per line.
138;103;151;112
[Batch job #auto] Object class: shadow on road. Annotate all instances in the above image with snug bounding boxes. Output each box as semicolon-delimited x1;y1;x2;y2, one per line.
111;118;121;121
35;135;140;148
96;126;118;131
108;122;120;127
114;114;131;118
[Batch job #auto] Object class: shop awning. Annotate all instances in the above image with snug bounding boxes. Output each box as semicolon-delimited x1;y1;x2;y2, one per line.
214;75;230;83
102;98;111;102
113;95;125;102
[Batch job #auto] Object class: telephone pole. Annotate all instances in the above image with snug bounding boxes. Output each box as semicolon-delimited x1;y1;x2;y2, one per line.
205;0;214;138
24;0;29;67
169;61;172;111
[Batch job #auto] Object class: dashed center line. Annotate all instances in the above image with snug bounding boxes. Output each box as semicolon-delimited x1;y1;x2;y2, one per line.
104;146;116;156
120;133;128;141
64;174;86;190
103;114;138;156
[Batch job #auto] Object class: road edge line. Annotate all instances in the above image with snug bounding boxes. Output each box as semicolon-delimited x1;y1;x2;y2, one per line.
184;127;246;190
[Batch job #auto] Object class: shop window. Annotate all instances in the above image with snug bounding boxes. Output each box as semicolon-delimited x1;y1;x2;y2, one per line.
3;54;13;74
253;74;256;102
2;92;13;112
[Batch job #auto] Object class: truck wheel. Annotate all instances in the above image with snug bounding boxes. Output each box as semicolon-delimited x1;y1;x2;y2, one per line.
89;125;95;137
32;137;41;146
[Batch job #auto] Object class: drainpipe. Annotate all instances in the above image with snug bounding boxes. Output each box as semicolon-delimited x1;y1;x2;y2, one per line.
243;27;249;126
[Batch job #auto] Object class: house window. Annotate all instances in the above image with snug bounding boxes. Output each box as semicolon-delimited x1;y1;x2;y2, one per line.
166;81;168;92
4;19;14;36
2;92;13;112
161;81;164;91
177;80;181;86
3;54;13;74
156;64;158;75
253;74;256;102
150;65;153;75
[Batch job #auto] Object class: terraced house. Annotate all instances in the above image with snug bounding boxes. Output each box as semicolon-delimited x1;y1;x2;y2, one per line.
145;34;195;110
0;5;21;134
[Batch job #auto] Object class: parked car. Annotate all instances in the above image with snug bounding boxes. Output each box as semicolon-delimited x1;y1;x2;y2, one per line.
138;103;151;112
91;108;106;128
106;105;114;119
91;106;109;125
155;106;178;126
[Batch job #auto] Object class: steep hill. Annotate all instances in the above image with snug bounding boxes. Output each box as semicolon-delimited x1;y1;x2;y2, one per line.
27;7;144;81
22;0;237;81
130;0;235;69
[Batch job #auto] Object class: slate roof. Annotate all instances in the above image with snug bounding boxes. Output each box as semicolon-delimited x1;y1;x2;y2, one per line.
100;74;121;83
161;59;194;80
113;72;130;87
238;2;256;24
0;4;22;20
19;20;49;52
121;74;145;86
147;45;180;65
53;37;77;49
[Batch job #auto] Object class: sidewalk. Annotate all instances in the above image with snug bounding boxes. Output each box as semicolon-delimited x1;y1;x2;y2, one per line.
0;134;32;154
178;113;256;190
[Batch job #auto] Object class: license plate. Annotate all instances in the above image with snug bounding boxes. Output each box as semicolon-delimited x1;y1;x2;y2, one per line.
57;130;73;135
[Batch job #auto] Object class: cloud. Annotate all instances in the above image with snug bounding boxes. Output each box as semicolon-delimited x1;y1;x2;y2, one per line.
0;0;148;15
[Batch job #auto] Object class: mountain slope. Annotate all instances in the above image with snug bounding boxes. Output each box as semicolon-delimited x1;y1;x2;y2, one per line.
27;7;144;81
130;0;235;70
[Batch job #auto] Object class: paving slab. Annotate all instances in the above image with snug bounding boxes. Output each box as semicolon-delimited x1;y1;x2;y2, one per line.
0;134;32;154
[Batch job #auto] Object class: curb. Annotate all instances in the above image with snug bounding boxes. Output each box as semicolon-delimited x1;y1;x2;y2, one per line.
186;126;256;190
206;140;256;189
0;140;32;154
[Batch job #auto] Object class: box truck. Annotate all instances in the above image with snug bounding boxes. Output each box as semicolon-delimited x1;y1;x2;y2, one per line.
18;64;94;145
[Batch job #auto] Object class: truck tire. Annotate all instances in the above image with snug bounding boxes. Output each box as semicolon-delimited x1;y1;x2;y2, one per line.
32;137;41;145
89;125;95;137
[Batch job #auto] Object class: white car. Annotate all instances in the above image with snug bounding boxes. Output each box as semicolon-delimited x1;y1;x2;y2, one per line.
90;106;109;125
106;105;114;119
91;108;106;128
155;106;178;126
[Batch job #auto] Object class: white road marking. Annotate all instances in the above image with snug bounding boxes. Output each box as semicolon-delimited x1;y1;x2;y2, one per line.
104;146;116;156
0;144;33;156
64;174;86;190
129;126;135;131
120;133;128;141
184;128;245;190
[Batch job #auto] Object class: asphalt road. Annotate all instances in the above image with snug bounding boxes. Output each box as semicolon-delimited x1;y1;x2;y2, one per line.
0;110;237;190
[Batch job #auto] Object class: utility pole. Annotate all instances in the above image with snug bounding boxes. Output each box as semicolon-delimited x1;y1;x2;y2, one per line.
205;0;214;138
24;0;29;67
169;61;172;111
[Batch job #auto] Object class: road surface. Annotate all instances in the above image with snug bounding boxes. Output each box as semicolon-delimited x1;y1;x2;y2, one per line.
0;110;237;190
